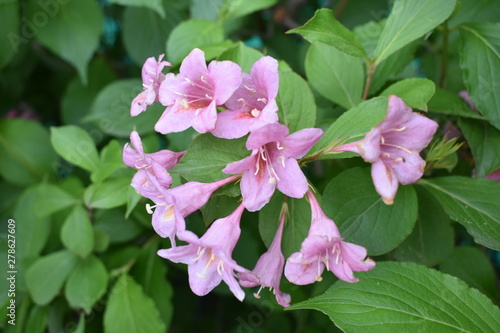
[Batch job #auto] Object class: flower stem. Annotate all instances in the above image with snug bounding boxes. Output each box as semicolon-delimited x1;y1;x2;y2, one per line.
362;60;377;100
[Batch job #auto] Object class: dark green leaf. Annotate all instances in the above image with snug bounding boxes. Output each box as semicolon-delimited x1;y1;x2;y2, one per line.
393;187;454;266
25;306;49;333
458;118;500;177
374;0;456;64
61;205;94;258
460;23;500;130
171;133;248;182
0;0;19;70
94;208;143;244
380;78;435;111
220;0;278;21
50;125;100;173
289;261;500;333
104;274;166;333
200;194;240;226
26;250;77;306
84;177;131;209
218;42;263;73
419;176;500;250
288;8;366;57
323;168;418;255
450;0;500;27
109;0;165;18
428;87;485;119
305;43;364;110
0;119;57;185
65;255;108;314
33;183;77;218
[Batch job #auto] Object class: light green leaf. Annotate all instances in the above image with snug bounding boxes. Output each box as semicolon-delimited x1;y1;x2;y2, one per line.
104;274;166;333
393;187;454;266
166;20;224;65
171;133;248;183
458;118;500;178
460;23;500;130
33;183;77;218
306;96;388;159
50;125;100;173
450;0;500;27
374;0;456;64
288;8;365;57
218;42;263;73
306;43;365;110
84;177;131;209
380;78;435;111
26;250;77;306
323;167;417;255
0;119;57;185
198;40;235;61
109;0;165;18
428;87;485;119
440;246;499;301
65;255;108;314
220;0;278;21
25;306;49;333
289;261;500;333
0;0;19;70
26;0;104;83
61;205;94;258
91;140;126;183
419;176;500;250
277;70;316;133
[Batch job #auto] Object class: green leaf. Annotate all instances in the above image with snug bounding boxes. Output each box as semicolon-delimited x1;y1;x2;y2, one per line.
419;176;500;250
26;250;77;306
26;0;104;83
166;19;224;65
94;208;142;244
86;79;161;138
65;255;108;314
25;306;49;333
84;177;131;209
220;0;278;21
93;228;110;253
217;42;263;73
200;194;240;226
109;0;165;18
307;96;388;159
380;78;435;111
305;43;364;110
61;205;94;258
122;1;187;66
104;274;166;333
428;87;486;119
460;23;500;130
450;0;500;27
0;0;19;70
50;125;100;173
289;261;500;333
393;187;454;266
91;140;126;183
0;119;57;185
33;183;77;218
259;192;311;258
288;9;366;57
440;247;499;301
458;118;500;178
171;133;248;182
374;0;456;64
323;167;418;255
277;70;316;133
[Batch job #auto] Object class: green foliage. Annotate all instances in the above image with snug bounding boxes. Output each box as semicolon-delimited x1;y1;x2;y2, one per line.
380;78;435;111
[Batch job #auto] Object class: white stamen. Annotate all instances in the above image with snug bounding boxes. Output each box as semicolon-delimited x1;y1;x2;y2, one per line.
251;109;261;117
276;142;284;150
237;98;246;106
257;98;267;103
244;85;256;92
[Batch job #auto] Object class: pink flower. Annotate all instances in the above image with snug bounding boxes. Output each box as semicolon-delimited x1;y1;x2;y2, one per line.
223;123;323;211
212;56;279;139
284;191;375;285
238;208;291;307
131;54;171;116
331;95;438;204
157;205;249;301
123;131;184;191
485;169;500;182
155;48;242;134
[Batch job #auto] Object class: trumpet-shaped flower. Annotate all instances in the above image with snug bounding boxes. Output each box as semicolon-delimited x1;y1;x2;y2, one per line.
158;205;248;301
331;95;438;204
238;209;291;307
212;56;279;139
131;54;171;116
285;191;375;285
223;123;323;211
155;48;242;134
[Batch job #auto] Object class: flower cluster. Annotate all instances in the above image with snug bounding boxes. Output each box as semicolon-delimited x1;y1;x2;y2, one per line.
123;49;437;307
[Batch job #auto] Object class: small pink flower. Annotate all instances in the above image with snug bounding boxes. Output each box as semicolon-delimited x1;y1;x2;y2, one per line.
331;95;438;204
238;208;290;307
131;54;171;116
155;48;242;134
158;205;249;301
212;56;279;139
223;123;323;211
284;191;375;285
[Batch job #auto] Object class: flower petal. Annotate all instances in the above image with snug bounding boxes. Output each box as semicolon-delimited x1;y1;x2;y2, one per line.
154;102;194;134
246;123;289;150
357;127;381;162
281;128;324;159
383;112;438;152
208;60;242;105
251;56;279;99
284;252;321;285
240;169;276;211
371;159;399;205
273;158;308;198
179;48;208;80
381;146;425;185
191;100;217;133
212;109;253;139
